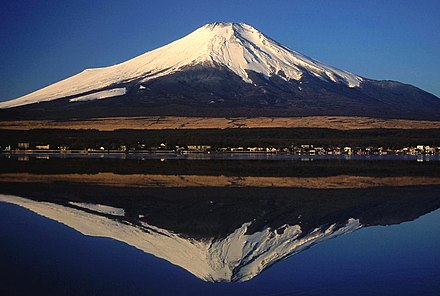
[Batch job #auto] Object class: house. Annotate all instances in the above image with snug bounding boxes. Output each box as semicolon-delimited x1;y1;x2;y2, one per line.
343;147;352;154
36;144;50;150
247;147;259;152
187;145;212;152
18;142;30;149
424;146;435;154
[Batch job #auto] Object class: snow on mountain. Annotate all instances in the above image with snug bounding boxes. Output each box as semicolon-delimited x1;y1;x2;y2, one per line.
0;194;362;282
68;88;126;103
0;22;362;109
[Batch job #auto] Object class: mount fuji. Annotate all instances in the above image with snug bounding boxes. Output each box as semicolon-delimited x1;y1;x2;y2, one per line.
1;22;439;120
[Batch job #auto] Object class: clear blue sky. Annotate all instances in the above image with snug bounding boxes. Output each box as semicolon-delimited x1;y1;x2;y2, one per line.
1;0;439;102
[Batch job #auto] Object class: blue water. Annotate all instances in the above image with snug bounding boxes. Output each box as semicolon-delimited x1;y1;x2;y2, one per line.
1;203;439;295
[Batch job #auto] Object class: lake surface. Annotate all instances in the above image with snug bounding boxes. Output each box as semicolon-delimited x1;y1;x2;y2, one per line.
3;152;440;161
1;157;439;295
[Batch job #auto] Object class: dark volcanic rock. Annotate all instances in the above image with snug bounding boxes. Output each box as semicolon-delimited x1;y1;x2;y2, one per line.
1;65;439;120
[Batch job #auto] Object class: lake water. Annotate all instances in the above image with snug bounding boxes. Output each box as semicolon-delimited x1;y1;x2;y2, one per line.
1;157;439;295
3;152;440;161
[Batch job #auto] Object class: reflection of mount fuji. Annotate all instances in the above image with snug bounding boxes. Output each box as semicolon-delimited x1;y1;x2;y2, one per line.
0;194;361;282
1;183;439;282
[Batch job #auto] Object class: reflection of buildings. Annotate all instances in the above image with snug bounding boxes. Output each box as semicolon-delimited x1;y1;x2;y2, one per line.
1;183;439;282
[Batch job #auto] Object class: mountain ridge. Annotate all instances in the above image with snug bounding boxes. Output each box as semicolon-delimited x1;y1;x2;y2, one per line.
1;22;439;120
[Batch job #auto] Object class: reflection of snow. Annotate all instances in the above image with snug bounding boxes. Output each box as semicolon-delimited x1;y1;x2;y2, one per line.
0;194;361;282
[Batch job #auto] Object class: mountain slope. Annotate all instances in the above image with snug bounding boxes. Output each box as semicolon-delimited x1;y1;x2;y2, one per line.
1;22;439;119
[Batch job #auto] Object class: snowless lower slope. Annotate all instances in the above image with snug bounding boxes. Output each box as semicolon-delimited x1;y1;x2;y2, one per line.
0;22;362;109
0;194;361;282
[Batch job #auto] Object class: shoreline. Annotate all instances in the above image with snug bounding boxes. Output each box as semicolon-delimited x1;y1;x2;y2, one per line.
1;151;440;161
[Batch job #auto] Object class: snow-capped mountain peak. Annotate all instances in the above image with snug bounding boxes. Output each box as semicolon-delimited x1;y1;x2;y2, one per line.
185;22;362;86
0;22;362;109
